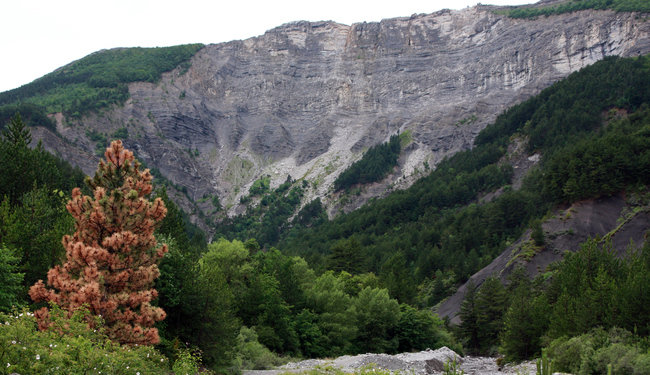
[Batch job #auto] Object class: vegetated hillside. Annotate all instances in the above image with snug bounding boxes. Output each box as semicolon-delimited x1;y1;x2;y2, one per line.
0;44;204;118
275;54;650;307
501;0;650;18
8;4;649;230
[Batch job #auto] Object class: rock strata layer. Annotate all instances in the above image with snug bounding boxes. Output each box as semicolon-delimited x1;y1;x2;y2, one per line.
34;6;650;223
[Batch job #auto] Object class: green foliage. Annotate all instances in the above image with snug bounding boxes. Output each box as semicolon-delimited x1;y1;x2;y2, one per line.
327;238;366;275
217;177;305;248
0;187;74;290
501;0;650;19
177;239;240;367
304;271;356;356
380;251;417;304
0;305;171;374
499;270;550;362
112;127;128;140
545;327;649;375
292;198;327;229
172;348;211;375
334;134;401;191
530;219;545;246
476;55;650;153
2;113;32;146
458;280;480;351
536;349;553;375
546;239;623;338
542;105;650;202
498;237;650;364
232;326;285;371
443;356;464;375
249;176;271;196
0;123;85;204
474;276;507;355
396;304;460;354
0;44;204;117
0;245;24;312
350;287;400;353
0;103;55;131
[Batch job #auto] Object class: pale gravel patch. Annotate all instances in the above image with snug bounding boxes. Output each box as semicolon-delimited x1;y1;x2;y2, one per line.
244;347;537;375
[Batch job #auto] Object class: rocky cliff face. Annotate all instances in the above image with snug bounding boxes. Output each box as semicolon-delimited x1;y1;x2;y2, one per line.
34;6;650;225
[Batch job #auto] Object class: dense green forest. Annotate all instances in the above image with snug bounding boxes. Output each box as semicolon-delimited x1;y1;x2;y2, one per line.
0;44;203;118
500;0;650;18
334;134;402;192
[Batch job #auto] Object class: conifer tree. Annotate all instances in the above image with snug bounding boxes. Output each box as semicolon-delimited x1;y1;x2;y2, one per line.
29;140;168;345
2;112;32;146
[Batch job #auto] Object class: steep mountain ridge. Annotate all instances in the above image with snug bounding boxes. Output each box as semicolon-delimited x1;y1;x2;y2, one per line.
30;6;650;225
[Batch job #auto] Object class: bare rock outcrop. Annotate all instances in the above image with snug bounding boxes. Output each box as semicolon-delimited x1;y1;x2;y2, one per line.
33;5;650;224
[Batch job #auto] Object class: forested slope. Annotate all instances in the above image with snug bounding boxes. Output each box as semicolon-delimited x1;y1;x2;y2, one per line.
0;44;203;118
267;55;650;306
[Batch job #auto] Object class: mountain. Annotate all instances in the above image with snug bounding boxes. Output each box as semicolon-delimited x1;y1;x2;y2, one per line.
4;4;648;230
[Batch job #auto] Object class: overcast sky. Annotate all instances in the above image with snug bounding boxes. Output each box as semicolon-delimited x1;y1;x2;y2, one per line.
0;0;535;92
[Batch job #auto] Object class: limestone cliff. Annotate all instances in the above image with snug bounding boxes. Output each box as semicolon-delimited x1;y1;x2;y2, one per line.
33;5;650;226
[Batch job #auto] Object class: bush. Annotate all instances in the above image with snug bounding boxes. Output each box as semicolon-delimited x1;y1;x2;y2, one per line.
172;348;211;375
0;305;170;374
232;326;285;371
545;327;649;375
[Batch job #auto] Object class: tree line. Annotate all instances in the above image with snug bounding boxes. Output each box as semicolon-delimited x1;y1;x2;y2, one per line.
501;0;650;19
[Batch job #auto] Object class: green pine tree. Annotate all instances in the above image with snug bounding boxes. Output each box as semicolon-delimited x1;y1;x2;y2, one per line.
2;113;32;146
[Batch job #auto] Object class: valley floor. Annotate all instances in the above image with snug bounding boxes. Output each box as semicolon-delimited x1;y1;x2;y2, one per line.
243;347;537;375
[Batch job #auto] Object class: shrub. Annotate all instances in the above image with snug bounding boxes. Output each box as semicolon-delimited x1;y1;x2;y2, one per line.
0;305;170;374
232;326;285;371
545;328;649;375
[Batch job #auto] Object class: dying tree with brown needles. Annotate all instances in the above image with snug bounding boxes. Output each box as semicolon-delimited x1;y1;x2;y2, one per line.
30;140;168;345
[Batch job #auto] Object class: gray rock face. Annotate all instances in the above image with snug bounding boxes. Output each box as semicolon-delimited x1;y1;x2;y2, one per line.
36;6;650;223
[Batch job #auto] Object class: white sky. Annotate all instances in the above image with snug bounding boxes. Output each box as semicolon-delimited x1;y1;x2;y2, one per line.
0;0;535;93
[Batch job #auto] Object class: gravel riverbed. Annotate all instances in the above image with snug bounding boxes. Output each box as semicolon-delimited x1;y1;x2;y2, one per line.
243;347;537;375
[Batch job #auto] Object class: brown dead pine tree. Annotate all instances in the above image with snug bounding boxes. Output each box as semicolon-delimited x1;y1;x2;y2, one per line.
30;140;168;345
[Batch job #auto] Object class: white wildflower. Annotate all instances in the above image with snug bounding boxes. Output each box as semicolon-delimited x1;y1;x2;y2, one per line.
35;354;40;360
11;340;15;344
